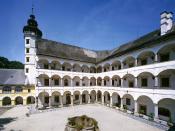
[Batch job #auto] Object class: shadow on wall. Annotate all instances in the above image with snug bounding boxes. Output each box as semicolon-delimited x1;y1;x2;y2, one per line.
0;117;17;130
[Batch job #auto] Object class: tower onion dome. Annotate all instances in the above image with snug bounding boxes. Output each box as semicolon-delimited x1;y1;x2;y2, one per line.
23;14;42;38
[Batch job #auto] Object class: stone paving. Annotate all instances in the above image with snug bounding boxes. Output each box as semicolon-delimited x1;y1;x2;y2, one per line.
0;104;166;131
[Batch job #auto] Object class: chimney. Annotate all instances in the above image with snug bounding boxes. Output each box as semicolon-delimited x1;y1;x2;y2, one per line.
160;11;173;36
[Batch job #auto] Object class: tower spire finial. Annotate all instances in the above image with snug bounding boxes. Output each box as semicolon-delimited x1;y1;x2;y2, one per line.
32;2;34;15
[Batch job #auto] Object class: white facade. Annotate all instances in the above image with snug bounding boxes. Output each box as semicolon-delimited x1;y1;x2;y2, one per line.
24;12;175;124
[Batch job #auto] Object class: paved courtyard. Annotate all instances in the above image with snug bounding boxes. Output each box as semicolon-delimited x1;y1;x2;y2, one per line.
0;104;165;131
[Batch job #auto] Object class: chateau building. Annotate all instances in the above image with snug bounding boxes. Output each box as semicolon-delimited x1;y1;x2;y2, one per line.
0;11;175;124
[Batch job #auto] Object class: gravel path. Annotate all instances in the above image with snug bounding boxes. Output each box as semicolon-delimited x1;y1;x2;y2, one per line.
0;104;165;131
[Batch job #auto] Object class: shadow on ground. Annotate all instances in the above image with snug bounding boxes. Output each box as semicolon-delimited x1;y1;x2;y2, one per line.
0;117;17;130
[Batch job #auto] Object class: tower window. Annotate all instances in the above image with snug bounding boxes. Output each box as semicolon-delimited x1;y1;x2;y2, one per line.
161;77;169;87
26;57;30;62
26;48;30;53
126;98;131;105
141;78;148;87
26;39;30;44
26;68;29;73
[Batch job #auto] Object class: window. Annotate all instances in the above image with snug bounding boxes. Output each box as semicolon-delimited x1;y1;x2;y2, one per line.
28;89;31;93
54;79;59;86
129;81;134;87
160;53;170;62
161;77;169;87
104;80;106;86
158;107;170;117
75;82;79;86
54;96;59;103
75;95;79;100
139;105;147;115
44;64;49;69
141;59;147;65
112;66;114;70
44;79;49;86
118;65;121;69
26;57;30;62
15;86;23;93
141;78;148;87
26;39;30;44
112;80;114;86
26;48;30;53
26;68;29;73
126;98;131;105
64;79;68;86
3;86;11;93
129;63;134;68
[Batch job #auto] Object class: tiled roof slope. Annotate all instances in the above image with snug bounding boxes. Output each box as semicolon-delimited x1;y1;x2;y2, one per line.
0;69;25;85
36;26;175;64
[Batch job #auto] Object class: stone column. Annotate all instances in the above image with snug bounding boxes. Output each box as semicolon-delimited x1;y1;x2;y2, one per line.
88;94;91;104
134;100;138;115
109;79;112;87
110;65;112;71
120;98;123;110
95;93;98;103
155;54;158;63
134;77;138;88
154;104;159;121
102;95;104;105
121;63;124;69
60;78;63;87
70;79;73;87
88;79;91;86
80;94;82;104
135;59;138;66
71;95;73;106
110;95;113;107
154;76;158;88
121;78;123;87
60;95;63;107
102;79;104;86
80;79;82;86
49;96;52;107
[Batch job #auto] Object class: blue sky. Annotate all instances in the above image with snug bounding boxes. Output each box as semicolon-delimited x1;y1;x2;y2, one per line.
0;0;175;63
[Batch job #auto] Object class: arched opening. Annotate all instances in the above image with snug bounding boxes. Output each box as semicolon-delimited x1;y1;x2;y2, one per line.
90;66;96;73
38;92;49;107
82;90;89;104
37;59;49;69
2;97;11;106
103;63;110;72
50;60;61;70
103;91;110;106
51;91;61;106
63;91;72;105
137;72;154;88
158;69;175;89
158;98;175;122
73;91;81;105
111;61;121;70
137;51;155;66
15;96;23;105
123;56;135;69
2;86;12;93
82;65;90;73
38;74;50;86
122;94;134;111
90;90;96;103
137;95;154;116
63;76;71;86
82;77;89;86
15;86;23;93
103;76;110;86
158;44;175;62
90;77;96;86
97;90;102;102
97;77;102;86
123;74;135;88
73;63;82;72
51;75;61;86
27;96;35;104
73;76;81;86
97;66;102;73
112;92;121;107
112;75;121;87
62;62;72;71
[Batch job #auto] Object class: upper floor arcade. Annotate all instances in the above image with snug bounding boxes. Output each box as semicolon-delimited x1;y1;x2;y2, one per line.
35;42;175;74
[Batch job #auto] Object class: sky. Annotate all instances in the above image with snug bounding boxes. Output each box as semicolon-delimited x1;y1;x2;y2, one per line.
0;0;175;63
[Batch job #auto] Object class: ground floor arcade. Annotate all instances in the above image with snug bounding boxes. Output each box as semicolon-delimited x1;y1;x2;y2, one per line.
37;90;175;123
